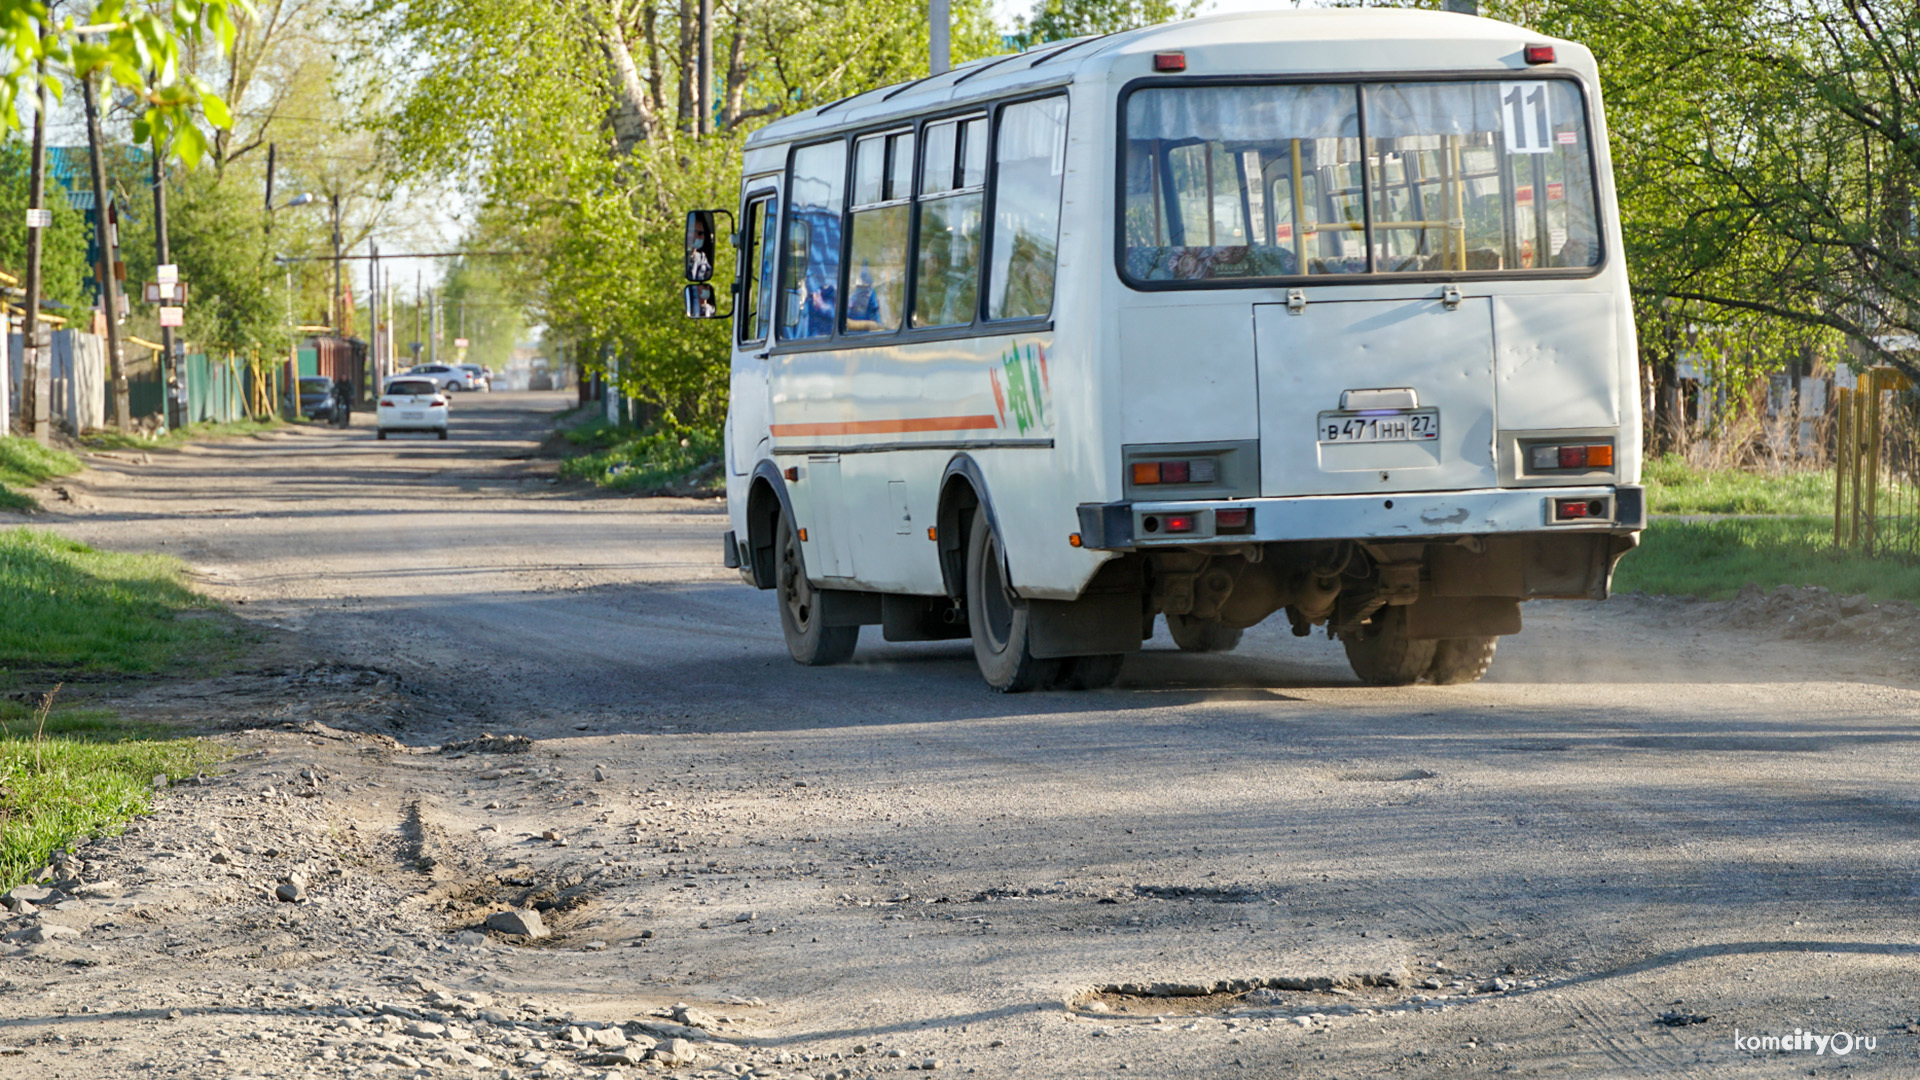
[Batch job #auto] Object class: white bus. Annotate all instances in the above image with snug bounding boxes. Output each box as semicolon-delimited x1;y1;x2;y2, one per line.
683;9;1642;692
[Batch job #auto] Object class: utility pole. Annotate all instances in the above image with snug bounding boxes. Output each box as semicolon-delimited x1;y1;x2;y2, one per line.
429;288;439;365
697;0;713;135
330;193;342;333
368;241;379;395
151;119;179;430
81;69;131;434
21;46;49;441
414;267;422;365
930;0;950;75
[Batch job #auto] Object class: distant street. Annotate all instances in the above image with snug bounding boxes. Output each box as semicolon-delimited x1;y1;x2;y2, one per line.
6;390;1918;1079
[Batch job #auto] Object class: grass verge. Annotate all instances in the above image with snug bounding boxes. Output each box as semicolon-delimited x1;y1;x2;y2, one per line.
0;528;249;677
557;420;723;494
83;415;286;451
0;696;226;888
0;436;83;512
1614;516;1920;603
1638;454;1910;517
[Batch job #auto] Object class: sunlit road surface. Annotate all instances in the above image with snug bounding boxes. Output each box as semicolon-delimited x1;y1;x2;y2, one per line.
24;391;1920;1078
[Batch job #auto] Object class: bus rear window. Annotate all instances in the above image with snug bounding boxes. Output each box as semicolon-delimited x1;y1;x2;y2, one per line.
1122;80;1601;284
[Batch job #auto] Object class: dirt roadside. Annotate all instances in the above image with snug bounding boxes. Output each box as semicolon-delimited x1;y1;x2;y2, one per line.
3;393;1919;1080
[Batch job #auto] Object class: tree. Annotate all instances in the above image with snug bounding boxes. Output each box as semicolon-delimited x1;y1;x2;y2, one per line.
1012;0;1196;47
1;0;246;165
362;0;1002;431
0;139;90;311
1484;0;1920;387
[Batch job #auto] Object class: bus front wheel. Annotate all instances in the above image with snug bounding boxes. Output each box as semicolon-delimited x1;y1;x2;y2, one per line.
775;513;858;666
965;512;1059;693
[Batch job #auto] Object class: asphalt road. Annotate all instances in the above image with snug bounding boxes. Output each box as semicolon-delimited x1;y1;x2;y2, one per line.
11;390;1920;1078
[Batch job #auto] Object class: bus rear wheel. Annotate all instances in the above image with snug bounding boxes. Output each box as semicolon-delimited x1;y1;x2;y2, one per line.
1167;613;1243;653
1426;636;1498;685
1341;606;1436;686
965;512;1059;693
775;513;858;666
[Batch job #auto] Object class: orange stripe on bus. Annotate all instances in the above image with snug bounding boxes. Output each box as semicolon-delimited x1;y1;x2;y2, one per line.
769;415;1001;437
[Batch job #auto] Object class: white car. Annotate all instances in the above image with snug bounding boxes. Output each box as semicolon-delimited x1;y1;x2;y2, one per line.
456;363;492;391
406;363;475;392
376;377;449;440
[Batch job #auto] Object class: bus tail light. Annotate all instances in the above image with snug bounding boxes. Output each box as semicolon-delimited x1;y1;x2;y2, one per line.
1525;44;1555;64
1130;458;1218;485
1216;507;1253;534
1527;441;1615;471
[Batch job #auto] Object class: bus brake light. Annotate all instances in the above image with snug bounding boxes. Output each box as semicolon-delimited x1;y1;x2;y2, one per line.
1525;44;1555;64
1154;52;1186;72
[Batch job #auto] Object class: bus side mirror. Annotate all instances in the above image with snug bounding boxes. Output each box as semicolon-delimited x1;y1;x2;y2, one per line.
685;210;717;282
683;283;720;319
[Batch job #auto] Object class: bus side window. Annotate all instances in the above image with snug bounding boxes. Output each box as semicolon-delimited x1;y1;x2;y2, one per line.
914;117;987;328
987;95;1069;321
779;140;846;342
754;195;779;341
737;197;768;344
845;132;913;334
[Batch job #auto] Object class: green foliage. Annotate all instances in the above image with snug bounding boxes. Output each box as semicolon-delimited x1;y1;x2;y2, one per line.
114;166;282;353
363;0;1006;437
0;0;244;166
0;436;81;510
0;527;246;675
1483;0;1920;384
1013;0;1197;46
557;420;723;493
1614;517;1920;603
0;140;89;310
0;702;226;889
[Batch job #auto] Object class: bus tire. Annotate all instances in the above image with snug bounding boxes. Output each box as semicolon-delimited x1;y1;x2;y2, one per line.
1058;654;1124;690
1166;614;1244;653
1341;606;1436;686
1426;636;1498;685
775;513;858;666
965;511;1059;693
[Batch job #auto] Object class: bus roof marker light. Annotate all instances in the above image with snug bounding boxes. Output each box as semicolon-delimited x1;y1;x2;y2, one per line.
1153;52;1186;72
1524;44;1555;64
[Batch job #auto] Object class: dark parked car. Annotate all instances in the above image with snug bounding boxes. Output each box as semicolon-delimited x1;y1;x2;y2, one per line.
297;377;338;420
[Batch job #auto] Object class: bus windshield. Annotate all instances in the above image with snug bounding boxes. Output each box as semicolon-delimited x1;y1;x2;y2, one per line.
1122;79;1601;283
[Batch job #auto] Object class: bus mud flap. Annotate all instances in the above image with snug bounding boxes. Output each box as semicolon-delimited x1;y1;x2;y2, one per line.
818;590;883;628
1028;591;1146;659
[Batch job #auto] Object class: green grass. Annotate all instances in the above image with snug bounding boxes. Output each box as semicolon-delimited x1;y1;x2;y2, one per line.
557;421;723;493
0;528;248;677
83;415;285;451
0;699;226;888
1642;454;1845;516
1614;516;1920;602
0;437;83;512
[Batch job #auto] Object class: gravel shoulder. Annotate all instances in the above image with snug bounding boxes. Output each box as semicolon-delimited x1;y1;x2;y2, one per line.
3;393;1918;1079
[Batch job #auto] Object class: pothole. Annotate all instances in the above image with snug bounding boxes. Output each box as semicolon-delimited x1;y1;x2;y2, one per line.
1073;973;1410;1019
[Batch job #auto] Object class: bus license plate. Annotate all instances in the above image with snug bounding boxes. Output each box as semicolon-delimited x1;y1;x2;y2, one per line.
1318;409;1439;444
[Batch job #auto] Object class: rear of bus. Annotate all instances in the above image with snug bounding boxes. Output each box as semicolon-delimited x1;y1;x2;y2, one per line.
1079;13;1641;684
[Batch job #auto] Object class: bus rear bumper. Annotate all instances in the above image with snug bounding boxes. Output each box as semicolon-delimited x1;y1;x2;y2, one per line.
1077;484;1645;550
